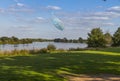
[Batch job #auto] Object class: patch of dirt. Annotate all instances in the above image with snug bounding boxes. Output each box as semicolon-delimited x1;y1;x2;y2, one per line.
64;74;120;81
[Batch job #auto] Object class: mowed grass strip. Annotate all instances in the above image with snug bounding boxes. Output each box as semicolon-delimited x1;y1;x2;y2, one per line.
0;50;120;81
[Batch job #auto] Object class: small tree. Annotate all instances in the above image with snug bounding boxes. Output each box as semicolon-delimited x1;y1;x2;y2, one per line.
112;27;120;46
87;28;106;47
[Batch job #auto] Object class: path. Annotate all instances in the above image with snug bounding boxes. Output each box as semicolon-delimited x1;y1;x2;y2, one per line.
64;74;120;81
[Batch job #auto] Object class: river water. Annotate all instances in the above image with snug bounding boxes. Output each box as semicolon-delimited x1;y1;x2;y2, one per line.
0;42;87;51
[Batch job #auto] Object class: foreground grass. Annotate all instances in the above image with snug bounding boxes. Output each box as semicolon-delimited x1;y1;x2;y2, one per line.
0;49;120;81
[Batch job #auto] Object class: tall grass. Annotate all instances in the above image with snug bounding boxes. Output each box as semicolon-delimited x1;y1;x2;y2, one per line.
0;49;48;56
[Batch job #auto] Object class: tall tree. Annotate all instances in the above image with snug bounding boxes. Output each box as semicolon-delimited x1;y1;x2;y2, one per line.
87;28;106;47
112;27;120;46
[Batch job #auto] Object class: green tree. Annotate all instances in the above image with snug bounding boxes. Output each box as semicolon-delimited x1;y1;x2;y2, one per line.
112;27;120;46
87;28;106;47
104;32;112;46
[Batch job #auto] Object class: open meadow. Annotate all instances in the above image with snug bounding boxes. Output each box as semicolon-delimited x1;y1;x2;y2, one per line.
0;47;120;81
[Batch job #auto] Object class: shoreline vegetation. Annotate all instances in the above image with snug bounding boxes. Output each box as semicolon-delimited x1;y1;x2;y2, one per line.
0;44;119;56
0;44;57;56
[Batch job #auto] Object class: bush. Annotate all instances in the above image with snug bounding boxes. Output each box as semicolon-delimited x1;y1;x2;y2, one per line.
12;49;20;55
29;48;48;54
39;48;48;53
29;49;40;54
20;50;29;55
47;44;56;51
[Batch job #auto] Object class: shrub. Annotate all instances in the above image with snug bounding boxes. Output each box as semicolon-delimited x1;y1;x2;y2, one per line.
12;49;20;55
39;48;48;53
29;49;39;54
47;44;56;51
20;50;29;55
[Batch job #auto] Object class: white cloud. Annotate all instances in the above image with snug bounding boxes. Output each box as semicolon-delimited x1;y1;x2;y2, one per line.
107;6;120;12
33;17;47;23
36;17;45;20
15;16;48;24
10;25;35;32
46;5;61;10
16;3;25;7
8;8;34;13
93;12;120;18
82;16;109;20
6;3;34;14
7;1;34;14
102;22;115;26
13;0;26;7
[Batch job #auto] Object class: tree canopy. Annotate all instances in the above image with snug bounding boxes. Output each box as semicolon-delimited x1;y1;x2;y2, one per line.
87;28;106;47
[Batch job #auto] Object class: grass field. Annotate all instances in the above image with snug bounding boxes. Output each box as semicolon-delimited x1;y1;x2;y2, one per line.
0;48;120;81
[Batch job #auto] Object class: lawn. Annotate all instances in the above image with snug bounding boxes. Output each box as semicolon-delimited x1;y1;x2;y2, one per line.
98;47;120;53
0;48;120;81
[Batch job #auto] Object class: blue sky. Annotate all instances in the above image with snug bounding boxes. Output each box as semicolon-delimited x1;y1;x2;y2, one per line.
0;0;120;39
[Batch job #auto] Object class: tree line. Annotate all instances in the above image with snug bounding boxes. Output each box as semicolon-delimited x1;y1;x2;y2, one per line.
54;37;87;43
0;36;52;44
87;27;120;47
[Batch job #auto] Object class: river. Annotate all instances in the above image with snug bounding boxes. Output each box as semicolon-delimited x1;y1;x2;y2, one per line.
0;42;87;51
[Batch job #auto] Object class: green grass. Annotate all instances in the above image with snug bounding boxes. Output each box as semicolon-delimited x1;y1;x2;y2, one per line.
98;47;120;53
0;48;120;81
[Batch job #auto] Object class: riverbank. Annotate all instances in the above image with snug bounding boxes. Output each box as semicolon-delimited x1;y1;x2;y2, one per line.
0;46;120;56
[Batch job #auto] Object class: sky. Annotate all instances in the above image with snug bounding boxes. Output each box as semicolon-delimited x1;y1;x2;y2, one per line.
0;0;120;39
